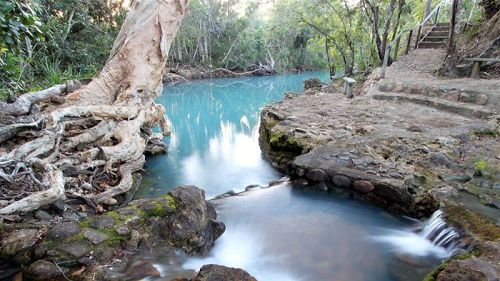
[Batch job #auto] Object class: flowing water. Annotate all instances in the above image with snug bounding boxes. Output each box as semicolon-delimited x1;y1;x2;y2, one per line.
137;72;458;281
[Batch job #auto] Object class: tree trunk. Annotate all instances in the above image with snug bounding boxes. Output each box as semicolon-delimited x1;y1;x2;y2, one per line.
380;0;397;59
423;0;433;20
0;0;189;214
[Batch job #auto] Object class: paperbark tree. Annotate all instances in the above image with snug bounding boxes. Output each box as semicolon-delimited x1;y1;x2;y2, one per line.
0;0;189;214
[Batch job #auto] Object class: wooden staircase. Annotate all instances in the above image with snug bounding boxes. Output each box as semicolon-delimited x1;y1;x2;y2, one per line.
418;23;450;49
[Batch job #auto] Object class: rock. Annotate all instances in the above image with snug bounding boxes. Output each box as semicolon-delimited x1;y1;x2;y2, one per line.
83;229;108;245
193;264;257;281
58;241;91;258
89;215;116;228
476;94;489;105
124;260;161;280
0;229;39;257
429;153;456;168
159;186;226;254
436;257;499;281
331;175;352;188
50;200;66;213
447;175;472;183
305;169;328;182
353;180;375;193
47;222;81;240
115;226;131;235
34;210;53;221
126;230;141;251
26;260;64;281
303;78;323;90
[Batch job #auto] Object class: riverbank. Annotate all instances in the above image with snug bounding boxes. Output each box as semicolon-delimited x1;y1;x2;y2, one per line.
259;49;499;280
163;64;278;85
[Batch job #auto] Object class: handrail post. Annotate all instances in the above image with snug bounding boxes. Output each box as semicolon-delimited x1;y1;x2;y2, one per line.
434;5;441;24
414;25;422;49
394;36;401;60
405;29;413;54
381;45;391;79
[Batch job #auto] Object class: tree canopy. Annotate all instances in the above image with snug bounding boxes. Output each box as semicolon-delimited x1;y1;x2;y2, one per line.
0;0;487;98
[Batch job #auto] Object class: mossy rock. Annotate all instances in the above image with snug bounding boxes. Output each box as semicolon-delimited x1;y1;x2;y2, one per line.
443;204;500;241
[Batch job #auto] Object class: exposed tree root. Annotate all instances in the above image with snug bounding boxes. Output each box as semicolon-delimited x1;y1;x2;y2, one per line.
0;0;188;214
0;80;81;117
0;159;64;214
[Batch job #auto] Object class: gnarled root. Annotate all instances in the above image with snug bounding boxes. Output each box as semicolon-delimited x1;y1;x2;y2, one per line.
0;159;64;214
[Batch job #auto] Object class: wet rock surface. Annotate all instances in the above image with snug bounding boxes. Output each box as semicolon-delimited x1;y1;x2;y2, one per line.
192;264;258;281
259;49;499;280
0;186;225;280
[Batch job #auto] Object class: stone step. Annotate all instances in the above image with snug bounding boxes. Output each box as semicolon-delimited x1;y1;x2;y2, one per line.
377;81;491;106
371;93;495;119
418;41;446;48
424;36;448;42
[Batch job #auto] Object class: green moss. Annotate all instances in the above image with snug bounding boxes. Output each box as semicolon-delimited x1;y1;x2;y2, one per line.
163;194;177;210
444;204;500;241
423;252;474;281
474;130;499;138
145;200;169;217
0;223;4;233
100;228;129;246
79;220;90;228
473;160;489;174
107;211;121;221
268;130;303;154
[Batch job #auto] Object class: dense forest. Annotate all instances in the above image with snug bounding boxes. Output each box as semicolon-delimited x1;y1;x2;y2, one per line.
0;0;487;99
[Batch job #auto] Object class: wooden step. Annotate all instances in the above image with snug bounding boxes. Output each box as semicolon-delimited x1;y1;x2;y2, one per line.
428;30;449;36
418;41;446;48
435;22;450;26
371;93;495;119
424;36;448;42
432;26;450;32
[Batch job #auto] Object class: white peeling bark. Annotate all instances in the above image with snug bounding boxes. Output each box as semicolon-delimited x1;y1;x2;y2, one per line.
0;0;189;213
0;160;64;214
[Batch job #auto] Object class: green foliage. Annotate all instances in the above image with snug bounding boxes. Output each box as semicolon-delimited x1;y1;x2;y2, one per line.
0;0;125;100
0;0;44;98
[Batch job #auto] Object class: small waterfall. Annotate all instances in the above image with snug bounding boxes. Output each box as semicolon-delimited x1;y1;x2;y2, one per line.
418;210;464;255
372;210;464;258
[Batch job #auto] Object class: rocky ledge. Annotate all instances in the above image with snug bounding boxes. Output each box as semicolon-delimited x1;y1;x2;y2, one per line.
259;81;499;280
0;186;226;280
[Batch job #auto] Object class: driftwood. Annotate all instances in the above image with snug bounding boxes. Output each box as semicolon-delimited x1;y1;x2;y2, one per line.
0;0;188;214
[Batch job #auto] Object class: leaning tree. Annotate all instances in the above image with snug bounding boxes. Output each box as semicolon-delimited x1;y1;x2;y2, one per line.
0;0;189;214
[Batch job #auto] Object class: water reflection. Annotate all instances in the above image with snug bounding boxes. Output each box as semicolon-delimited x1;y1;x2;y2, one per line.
137;72;330;198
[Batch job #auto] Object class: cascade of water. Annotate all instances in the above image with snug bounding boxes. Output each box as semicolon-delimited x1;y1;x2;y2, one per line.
418;210;464;254
372;209;465;258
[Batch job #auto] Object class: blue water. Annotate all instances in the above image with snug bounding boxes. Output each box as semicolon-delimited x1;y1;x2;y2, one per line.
138;71;330;198
134;72;446;281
